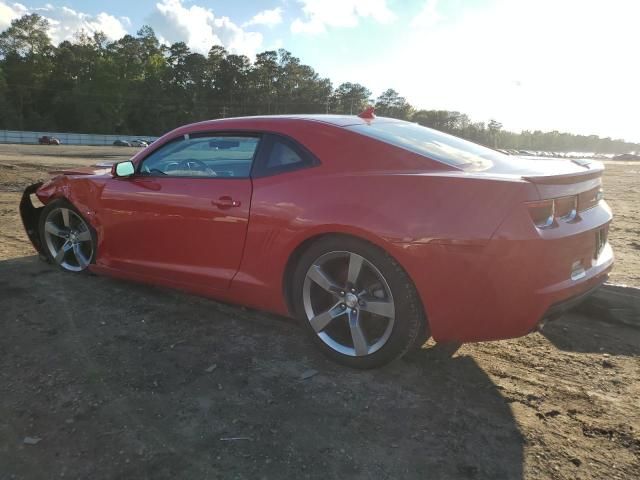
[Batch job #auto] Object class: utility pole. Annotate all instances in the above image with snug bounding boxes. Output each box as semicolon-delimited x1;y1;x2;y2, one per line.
221;106;229;118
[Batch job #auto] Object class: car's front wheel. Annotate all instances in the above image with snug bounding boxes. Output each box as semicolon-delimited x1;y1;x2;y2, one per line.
292;236;427;369
39;199;96;272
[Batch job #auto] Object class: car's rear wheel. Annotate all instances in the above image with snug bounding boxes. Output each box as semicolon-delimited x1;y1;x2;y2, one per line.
292;236;427;369
39;199;95;272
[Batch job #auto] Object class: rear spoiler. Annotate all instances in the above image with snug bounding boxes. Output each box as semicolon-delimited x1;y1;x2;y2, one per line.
523;164;604;185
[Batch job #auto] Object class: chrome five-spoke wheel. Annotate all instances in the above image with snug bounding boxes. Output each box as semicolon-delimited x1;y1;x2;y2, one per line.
42;205;94;272
303;251;395;357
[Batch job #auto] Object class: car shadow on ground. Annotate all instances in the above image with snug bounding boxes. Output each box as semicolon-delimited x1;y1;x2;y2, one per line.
1;256;523;479
541;312;640;357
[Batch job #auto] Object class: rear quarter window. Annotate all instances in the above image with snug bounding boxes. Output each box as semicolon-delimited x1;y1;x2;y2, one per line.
252;134;319;177
346;122;507;170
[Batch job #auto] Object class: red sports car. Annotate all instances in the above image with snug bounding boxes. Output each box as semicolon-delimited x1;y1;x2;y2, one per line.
20;112;613;368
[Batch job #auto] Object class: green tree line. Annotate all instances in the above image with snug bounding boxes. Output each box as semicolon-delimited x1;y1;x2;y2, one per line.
1;14;637;153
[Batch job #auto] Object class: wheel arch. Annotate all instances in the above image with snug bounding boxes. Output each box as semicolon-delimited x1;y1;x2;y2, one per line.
20;180;80;257
38;196;100;268
281;230;428;329
36;177;104;246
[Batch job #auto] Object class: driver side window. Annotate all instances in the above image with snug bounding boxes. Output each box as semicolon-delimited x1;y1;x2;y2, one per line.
139;134;260;178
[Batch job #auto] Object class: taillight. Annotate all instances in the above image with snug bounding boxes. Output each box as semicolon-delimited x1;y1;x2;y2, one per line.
554;195;578;221
527;200;555;228
578;187;603;211
527;187;602;229
527;187;603;228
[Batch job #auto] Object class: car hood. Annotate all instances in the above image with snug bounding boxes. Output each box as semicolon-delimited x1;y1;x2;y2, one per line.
48;163;113;176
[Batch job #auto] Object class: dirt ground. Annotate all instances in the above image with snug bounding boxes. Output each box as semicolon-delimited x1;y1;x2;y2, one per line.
0;144;638;479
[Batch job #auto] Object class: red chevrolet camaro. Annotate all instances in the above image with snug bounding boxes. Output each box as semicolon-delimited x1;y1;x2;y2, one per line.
20;112;613;368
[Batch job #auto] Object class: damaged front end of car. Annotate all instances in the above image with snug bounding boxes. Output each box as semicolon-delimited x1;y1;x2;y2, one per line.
19;182;46;258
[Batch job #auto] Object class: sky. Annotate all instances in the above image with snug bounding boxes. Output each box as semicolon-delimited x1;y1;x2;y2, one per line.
1;0;638;142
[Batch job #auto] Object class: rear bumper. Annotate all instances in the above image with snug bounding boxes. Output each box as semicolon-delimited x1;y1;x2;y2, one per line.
19;182;46;257
540;279;607;324
394;202;614;343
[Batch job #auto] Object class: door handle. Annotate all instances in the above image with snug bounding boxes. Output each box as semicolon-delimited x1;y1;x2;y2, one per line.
212;196;241;209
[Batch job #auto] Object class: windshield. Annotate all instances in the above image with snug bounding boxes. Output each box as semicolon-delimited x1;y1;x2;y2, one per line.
347;121;509;171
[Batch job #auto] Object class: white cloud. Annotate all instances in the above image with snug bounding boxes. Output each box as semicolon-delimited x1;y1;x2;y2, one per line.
46;8;128;42
213;15;263;57
0;1;28;31
329;0;640;142
2;0;265;57
147;0;263;57
243;7;283;28
0;2;128;42
291;0;395;34
410;0;442;29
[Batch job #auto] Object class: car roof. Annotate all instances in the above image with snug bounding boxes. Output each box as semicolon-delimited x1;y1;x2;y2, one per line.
132;114;411;167
185;114;406;129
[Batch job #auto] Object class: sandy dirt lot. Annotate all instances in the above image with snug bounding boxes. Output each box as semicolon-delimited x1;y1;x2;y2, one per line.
0;144;638;479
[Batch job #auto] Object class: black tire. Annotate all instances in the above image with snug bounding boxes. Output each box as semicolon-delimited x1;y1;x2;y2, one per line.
291;235;428;369
38;198;97;272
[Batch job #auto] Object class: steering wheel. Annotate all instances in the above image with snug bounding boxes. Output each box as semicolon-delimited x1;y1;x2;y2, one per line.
177;159;216;176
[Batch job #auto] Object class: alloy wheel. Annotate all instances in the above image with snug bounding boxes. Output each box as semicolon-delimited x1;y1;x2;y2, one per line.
43;207;93;272
302;251;395;357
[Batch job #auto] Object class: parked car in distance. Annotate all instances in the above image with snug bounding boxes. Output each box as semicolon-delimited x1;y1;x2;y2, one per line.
20;112;613;368
612;153;640;161
130;140;149;147
38;136;60;145
113;139;131;147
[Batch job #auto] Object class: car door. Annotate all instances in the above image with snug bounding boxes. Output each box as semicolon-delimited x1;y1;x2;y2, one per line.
97;132;260;290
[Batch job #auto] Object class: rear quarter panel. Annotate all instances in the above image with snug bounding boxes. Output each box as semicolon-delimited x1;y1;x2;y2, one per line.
232;158;534;319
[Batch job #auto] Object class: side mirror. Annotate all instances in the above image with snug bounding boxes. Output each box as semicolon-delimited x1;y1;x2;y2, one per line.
112;161;135;178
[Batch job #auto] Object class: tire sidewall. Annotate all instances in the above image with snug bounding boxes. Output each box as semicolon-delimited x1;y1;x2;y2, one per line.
292;235;424;369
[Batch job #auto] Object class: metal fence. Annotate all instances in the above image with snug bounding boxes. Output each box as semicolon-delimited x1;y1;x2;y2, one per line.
0;130;159;146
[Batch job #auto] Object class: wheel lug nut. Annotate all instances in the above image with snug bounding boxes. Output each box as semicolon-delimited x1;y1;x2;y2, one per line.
340;304;346;309
340;291;345;296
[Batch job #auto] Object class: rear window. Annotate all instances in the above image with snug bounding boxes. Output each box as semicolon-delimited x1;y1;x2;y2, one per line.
346;121;506;170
